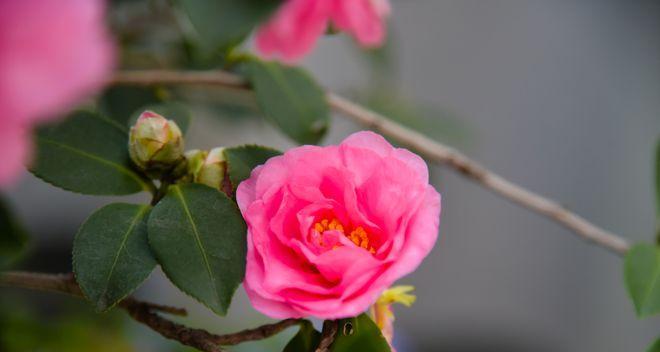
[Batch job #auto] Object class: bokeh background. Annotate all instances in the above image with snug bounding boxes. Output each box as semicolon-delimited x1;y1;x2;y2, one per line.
2;0;659;351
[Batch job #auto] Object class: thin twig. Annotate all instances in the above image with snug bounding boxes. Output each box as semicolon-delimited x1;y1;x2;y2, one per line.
110;69;630;255
327;93;631;255
209;319;301;346
0;271;301;352
111;70;247;89
0;272;186;316
125;304;227;352
315;320;338;352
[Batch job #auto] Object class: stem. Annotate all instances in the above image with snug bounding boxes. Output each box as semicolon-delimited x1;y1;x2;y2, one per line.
316;320;338;352
111;70;630;255
151;179;171;206
143;177;158;196
0;271;302;352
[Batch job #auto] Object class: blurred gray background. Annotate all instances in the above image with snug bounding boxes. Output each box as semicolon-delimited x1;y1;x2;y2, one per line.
5;0;660;351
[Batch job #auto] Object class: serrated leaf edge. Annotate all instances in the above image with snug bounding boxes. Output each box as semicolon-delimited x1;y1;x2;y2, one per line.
148;184;245;316
73;203;156;312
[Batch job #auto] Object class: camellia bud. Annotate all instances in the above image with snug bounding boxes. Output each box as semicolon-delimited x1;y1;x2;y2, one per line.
195;147;227;190
183;149;208;182
129;111;184;174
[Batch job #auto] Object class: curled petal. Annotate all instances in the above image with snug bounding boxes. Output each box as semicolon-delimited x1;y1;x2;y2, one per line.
237;131;440;319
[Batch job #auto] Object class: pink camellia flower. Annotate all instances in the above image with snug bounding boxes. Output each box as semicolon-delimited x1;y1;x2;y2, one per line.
255;0;391;63
0;0;114;186
237;131;441;319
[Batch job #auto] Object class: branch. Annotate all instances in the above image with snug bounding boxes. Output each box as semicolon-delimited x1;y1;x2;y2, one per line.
110;70;630;255
0;271;301;352
316;320;338;352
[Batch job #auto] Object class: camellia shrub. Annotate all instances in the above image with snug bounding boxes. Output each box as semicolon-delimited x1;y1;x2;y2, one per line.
0;1;658;351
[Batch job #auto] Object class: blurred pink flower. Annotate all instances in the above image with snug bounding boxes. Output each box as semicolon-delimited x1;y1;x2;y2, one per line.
255;0;391;63
0;0;114;186
237;131;440;319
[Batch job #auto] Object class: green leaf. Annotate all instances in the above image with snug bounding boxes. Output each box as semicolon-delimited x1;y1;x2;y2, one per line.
331;314;390;352
175;0;280;52
283;321;321;352
624;243;660;318
128;102;191;134
648;338;660;352
148;184;247;315
224;145;281;190
73;203;156;311
247;60;330;144
99;86;165;125
0;197;28;269
31;110;151;195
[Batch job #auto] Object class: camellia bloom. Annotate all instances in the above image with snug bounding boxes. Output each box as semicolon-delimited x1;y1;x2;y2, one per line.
237;131;441;319
255;0;391;63
0;0;114;186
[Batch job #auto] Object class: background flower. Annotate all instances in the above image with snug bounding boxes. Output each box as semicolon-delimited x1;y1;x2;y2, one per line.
237;131;441;319
255;0;391;63
0;0;114;186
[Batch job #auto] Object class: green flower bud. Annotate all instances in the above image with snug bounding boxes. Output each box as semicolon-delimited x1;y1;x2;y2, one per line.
182;149;208;182
194;147;227;190
129;111;184;175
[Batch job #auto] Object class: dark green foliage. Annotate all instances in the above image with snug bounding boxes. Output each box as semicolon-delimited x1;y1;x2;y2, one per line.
148;184;247;315
31;110;150;195
0;198;28;269
73;203;156;311
624;243;660;318
224;145;281;190
283;321;321;352
331;314;391;352
175;0;280;53
247;60;329;145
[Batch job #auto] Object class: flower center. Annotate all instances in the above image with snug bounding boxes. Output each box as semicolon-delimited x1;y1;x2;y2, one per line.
313;218;376;254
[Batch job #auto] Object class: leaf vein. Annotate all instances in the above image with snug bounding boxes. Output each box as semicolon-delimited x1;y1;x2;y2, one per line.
37;137;148;191
173;187;219;306
98;205;148;305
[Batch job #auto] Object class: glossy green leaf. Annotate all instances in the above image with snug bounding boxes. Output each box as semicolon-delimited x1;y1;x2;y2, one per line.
148;184;247;315
73;203;155;311
224;145;281;190
331;314;390;352
0;197;28;269
31;110;151;195
247;60;329;145
624;243;660;318
175;0;280;52
283;321;320;352
128;101;191;134
648;338;660;352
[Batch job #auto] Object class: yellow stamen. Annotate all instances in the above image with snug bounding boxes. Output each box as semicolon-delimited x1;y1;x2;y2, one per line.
311;218;376;253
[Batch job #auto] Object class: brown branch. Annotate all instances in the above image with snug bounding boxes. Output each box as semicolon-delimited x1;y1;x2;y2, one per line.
209;319;301;345
315;320;338;352
110;69;630;255
0;271;301;352
111;70;247;88
124;304;226;352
